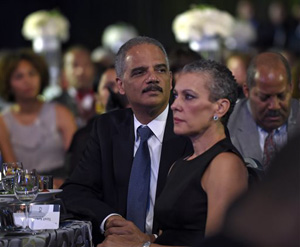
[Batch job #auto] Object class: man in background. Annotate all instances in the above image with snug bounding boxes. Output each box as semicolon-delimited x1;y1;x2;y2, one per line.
54;45;97;127
228;51;300;169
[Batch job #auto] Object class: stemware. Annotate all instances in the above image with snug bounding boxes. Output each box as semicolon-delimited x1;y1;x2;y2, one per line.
14;169;39;231
1;162;23;194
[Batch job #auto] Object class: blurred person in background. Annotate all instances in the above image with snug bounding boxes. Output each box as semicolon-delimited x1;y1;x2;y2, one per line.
95;66;128;114
66;66;129;176
0;50;10;111
0;49;77;188
289;3;300;55
168;45;202;86
256;1;297;52
53;45;97;127
168;46;202;105
226;52;252;100
236;0;259;29
273;48;300;100
228;51;300;170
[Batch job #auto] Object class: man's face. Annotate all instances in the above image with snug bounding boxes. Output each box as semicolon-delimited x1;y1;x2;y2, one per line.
117;44;172;114
245;64;292;131
64;50;95;90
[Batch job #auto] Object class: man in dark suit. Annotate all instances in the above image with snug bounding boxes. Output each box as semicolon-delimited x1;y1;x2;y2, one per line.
59;36;193;245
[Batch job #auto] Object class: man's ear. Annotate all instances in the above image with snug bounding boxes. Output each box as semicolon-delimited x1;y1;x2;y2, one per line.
215;98;230;118
288;81;294;94
117;78;125;95
243;83;250;98
169;71;173;91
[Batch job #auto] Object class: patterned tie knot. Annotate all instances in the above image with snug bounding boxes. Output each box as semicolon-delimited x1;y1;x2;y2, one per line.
138;126;153;142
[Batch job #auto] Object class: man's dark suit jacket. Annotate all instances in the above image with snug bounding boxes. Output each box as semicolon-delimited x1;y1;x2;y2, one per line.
60;107;193;244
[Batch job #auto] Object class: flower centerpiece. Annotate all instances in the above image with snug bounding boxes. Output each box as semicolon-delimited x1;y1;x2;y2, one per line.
22;9;70;100
172;5;234;60
22;9;69;42
102;22;138;54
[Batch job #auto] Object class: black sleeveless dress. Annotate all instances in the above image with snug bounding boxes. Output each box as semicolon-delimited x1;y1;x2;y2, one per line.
154;137;243;246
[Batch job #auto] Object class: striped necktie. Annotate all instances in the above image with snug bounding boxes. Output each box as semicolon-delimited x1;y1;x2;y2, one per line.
262;130;277;169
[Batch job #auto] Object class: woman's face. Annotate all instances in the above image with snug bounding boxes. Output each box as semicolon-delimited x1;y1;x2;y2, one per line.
10;60;41;101
171;72;217;137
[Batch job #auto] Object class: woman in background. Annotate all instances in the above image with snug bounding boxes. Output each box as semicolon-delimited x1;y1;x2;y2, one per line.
0;49;77;188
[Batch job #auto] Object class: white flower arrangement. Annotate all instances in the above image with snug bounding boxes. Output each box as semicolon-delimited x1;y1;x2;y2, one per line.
102;22;138;54
172;5;235;43
22;10;70;41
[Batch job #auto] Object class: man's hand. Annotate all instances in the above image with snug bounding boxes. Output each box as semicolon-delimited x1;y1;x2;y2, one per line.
97;234;143;247
104;215;126;230
105;217;150;243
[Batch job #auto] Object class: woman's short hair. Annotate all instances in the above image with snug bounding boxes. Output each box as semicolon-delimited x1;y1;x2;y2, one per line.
182;59;238;125
0;49;49;102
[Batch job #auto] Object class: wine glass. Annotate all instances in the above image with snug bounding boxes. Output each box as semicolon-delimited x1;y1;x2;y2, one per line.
14;169;39;231
1;162;23;194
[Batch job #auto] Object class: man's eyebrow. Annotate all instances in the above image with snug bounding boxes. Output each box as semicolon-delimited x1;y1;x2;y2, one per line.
258;90;286;97
154;63;167;68
131;66;147;73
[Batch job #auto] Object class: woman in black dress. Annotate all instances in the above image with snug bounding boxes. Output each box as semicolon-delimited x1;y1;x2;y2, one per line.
100;59;248;247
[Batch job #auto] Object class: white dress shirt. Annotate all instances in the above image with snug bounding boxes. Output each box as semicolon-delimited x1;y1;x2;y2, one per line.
100;106;169;234
133;106;169;234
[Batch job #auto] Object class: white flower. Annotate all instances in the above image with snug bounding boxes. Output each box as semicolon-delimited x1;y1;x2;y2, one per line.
102;23;138;54
172;6;235;43
22;10;70;41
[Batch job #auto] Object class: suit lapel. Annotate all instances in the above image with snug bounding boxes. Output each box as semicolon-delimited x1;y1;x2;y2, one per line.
236;103;262;160
112;111;135;187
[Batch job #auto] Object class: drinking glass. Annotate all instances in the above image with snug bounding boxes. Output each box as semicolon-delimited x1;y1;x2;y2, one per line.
14;169;39;230
1;162;23;194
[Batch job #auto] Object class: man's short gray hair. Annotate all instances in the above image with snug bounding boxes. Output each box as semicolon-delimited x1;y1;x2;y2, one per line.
115;36;169;78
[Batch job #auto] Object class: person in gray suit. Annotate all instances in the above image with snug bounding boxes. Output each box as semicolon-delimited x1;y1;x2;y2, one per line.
228;51;300;169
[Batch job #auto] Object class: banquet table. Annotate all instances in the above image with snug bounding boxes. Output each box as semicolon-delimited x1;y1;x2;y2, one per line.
0;220;93;247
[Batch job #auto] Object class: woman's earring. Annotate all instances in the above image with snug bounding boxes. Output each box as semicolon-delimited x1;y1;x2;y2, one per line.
213;115;219;121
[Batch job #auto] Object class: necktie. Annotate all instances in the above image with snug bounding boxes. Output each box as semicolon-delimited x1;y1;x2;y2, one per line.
127;126;153;232
262;130;277;169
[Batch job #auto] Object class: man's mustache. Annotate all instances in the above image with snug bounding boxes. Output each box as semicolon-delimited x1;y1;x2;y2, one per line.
142;84;163;93
266;110;281;117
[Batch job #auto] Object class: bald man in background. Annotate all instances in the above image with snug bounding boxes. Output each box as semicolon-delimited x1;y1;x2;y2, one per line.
228;51;300;169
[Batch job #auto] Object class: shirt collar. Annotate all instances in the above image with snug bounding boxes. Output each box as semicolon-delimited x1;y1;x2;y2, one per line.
134;105;169;143
257;124;286;135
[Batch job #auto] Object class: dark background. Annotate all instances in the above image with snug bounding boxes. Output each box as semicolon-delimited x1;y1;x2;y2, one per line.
0;0;298;52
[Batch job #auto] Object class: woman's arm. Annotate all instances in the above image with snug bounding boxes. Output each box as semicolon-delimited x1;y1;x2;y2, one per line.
55;104;77;151
202;152;248;237
0;115;17;162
